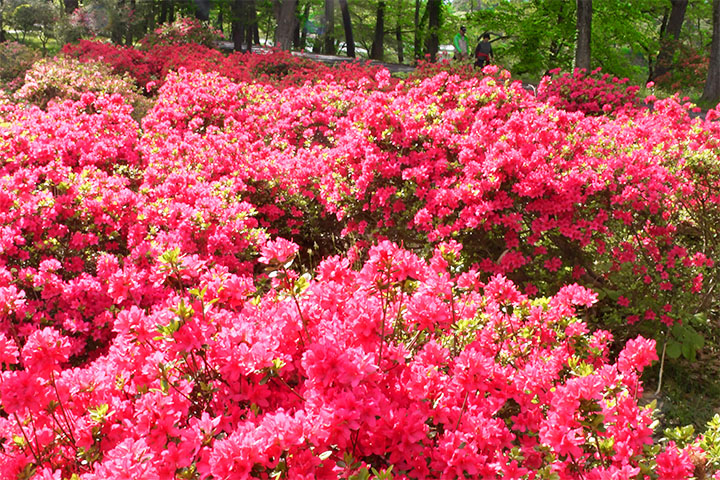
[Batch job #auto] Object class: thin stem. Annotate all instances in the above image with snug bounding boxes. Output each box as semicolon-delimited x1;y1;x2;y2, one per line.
283;268;311;343
655;332;669;396
377;292;389;369
593;434;607;468
49;371;76;445
48;409;78;454
12;412;41;466
455;391;469;431
271;376;305;402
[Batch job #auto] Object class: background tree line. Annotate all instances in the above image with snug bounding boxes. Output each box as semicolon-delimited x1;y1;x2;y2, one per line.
1;0;720;101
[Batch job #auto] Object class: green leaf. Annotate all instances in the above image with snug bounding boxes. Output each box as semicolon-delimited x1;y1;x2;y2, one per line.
159;247;181;265
666;340;682;359
89;403;110;423
681;342;696;361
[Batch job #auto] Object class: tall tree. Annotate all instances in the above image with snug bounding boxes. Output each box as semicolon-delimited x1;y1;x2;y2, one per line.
702;0;720;104
413;0;421;59
232;0;248;51
395;23;404;63
65;0;78;14
323;0;335;55
274;0;298;50
339;0;355;57
231;0;258;52
652;0;688;81
370;1;386;60
126;0;136;45
195;0;210;20
425;0;441;61
159;0;169;24
575;0;592;71
0;0;5;43
293;1;309;50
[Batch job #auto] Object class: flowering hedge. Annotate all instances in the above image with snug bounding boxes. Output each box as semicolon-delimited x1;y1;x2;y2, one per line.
1;42;719;478
60;40;383;92
537;68;641;115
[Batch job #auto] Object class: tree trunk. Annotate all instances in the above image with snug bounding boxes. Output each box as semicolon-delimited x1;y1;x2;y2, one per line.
64;0;78;14
125;0;136;45
653;0;688;81
112;0;126;44
574;0;592;71
370;1;385;61
339;0;354;57
702;0;720;105
246;0;257;52
396;22;403;63
232;0;259;52
232;0;247;51
0;0;5;44
293;4;302;49
159;0;169;24
413;0;421;60
425;0;440;62
195;0;211;21
323;0;335;55
274;0;298;50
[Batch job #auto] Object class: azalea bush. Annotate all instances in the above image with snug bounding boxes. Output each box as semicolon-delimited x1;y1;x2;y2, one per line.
2;41;720;478
14;57;151;119
0;41;40;92
139;17;224;49
132;61;719;383
537;67;641;115
61;39;385;92
61;40;158;88
0;235;696;478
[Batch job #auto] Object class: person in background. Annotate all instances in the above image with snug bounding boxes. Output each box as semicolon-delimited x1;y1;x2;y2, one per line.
474;32;494;69
453;26;469;60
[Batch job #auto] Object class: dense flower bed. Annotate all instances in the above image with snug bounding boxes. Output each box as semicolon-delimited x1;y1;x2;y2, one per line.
1;40;719;478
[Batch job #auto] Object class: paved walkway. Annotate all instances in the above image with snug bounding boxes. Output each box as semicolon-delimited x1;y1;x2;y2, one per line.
218;42;415;73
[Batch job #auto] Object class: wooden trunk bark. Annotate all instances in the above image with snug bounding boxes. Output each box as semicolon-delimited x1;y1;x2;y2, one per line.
702;0;720;104
0;0;5;44
653;0;688;81
323;0;335;55
370;1;385;61
195;0;210;21
65;0;78;14
274;0;298;50
574;0;592;71
339;0;354;57
425;0;440;62
413;0;420;60
159;0;169;24
125;0;136;45
232;0;248;52
246;0;257;52
396;23;403;63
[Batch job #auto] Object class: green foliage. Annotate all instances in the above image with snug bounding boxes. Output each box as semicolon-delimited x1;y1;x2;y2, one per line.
470;0;662;82
1;0;58;52
700;414;720;471
472;0;576;76
666;321;705;362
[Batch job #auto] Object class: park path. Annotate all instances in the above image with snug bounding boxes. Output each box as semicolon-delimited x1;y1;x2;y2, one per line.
217;42;416;74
